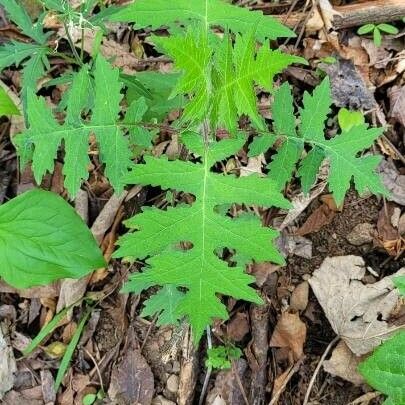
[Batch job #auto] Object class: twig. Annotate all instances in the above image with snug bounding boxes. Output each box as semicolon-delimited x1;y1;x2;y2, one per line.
83;347;105;393
272;0;405;30
198;326;213;405
62;21;83;66
140;313;158;352
294;0;317;49
232;361;250;405
303;335;340;405
268;357;305;405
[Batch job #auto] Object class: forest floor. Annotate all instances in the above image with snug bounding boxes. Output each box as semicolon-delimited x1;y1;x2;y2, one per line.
0;0;404;404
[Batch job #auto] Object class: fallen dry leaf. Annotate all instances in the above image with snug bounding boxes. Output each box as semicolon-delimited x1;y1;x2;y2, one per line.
361;38;391;69
206;359;248;405
2;390;43;405
0;282;59;298
278;182;327;231
0;323;16;400
108;348;154;405
376;204;404;256
91;192;128;245
226;312;250;342
379;159;405;206
290;281;309;311
320;59;375;110
309;255;405;355
59;28;142;74
277;234;312;259
240;156;265;177
270;312;307;360
296;203;336;236
323;340;365;385
251;262;279;287
388;85;405;127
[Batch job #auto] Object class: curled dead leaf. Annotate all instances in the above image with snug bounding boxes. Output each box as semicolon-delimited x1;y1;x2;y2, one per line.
270;312;307;360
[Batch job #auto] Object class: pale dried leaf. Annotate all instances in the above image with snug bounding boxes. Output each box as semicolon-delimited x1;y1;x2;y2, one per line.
91;192;128;244
309;255;405;355
323;340;365;385
0;323;17;399
240;156;265;177
388;85;405;127
0;282;59;298
290;282;309;311
277;234;312;259
62;28;141;74
379;159;405;206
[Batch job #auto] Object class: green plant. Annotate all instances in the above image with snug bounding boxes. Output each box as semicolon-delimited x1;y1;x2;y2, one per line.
0;0;394;394
357;23;399;46
206;345;243;370
109;0;387;343
359;283;405;405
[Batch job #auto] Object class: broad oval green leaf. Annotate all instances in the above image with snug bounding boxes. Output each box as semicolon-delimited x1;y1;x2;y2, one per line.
0;189;105;288
0;85;20;116
377;23;399;35
357;24;375;35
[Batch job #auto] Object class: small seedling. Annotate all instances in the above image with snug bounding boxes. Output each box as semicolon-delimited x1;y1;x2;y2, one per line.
357;23;399;46
205;345;243;370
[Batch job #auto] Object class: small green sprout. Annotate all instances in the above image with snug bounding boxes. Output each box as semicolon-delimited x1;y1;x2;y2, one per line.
205;345;243;370
357;23;399;47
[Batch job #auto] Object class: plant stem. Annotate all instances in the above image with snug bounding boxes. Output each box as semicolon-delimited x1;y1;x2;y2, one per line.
198;326;213;405
80;27;85;61
63;20;83;66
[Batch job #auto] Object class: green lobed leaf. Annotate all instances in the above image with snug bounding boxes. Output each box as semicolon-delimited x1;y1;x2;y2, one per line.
14;56;141;197
206;345;242;370
212;30;305;133
0;42;49;71
0;189;105;289
0;0;47;44
153;25;212;126
267;82;303;190
261;78;386;203
359;331;405;405
299;76;332;142
248;134;277;157
156;24;305;132
125;71;186;122
297;148;325;194
141;285;185;326
115;133;290;342
109;0;296;41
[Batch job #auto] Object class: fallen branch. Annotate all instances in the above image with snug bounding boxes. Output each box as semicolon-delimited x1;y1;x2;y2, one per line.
270;0;405;30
